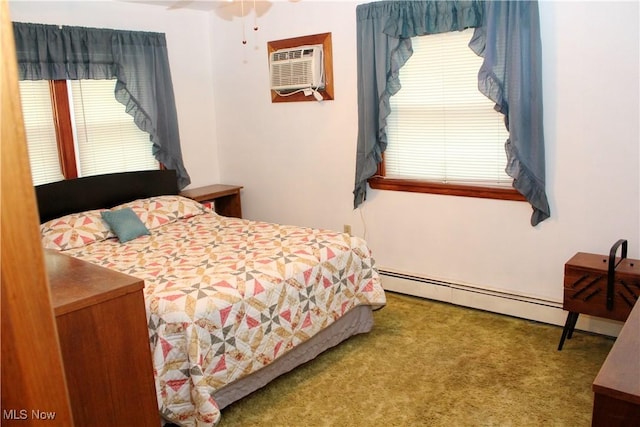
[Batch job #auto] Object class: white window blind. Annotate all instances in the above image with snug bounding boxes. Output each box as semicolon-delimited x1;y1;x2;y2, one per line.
18;79;158;186
386;28;511;186
69;79;158;177
18;80;64;185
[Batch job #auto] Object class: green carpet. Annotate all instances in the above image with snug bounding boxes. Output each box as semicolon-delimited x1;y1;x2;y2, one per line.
219;292;614;426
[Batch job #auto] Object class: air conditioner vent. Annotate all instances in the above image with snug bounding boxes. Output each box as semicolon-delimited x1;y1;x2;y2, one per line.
269;44;324;91
272;50;304;62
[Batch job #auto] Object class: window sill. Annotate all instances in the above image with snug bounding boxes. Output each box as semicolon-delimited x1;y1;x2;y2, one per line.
367;176;526;202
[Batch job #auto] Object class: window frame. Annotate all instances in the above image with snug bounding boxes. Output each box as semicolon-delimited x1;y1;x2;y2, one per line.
49;80;78;179
369;155;525;201
34;79;163;181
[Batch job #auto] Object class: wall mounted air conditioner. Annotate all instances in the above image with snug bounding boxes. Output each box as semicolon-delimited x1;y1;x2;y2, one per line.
269;44;324;92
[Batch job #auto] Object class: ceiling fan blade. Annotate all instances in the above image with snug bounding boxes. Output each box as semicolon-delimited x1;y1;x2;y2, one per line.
214;1;273;21
167;0;194;10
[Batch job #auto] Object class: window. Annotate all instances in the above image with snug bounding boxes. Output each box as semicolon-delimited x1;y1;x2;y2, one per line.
19;79;159;186
19;80;64;185
369;28;525;202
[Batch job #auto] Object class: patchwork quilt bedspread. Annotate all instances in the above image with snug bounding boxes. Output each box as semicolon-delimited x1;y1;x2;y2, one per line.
45;196;386;426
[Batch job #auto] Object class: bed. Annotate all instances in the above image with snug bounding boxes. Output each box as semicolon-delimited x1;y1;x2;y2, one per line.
35;170;386;427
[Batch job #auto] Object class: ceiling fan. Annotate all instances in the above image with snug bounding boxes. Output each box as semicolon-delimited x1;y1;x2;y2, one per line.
161;0;301;43
167;1;301;18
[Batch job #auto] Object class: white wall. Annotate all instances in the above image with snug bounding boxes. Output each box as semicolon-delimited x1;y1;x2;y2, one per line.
212;1;363;232
9;0;639;312
8;0;220;188
211;0;640;306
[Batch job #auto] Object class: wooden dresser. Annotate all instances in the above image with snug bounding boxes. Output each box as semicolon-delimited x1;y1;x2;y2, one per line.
592;299;640;426
46;250;160;426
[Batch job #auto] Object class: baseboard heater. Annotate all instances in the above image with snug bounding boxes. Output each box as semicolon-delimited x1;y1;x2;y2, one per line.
378;268;623;337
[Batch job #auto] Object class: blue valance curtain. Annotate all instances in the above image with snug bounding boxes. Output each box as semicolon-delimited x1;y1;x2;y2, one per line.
354;0;550;226
12;22;191;189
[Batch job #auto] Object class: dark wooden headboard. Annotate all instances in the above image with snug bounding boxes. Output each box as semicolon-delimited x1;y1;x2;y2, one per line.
35;170;180;223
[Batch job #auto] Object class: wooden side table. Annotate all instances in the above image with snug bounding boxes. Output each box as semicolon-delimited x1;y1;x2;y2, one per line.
180;184;243;218
46;250;160;427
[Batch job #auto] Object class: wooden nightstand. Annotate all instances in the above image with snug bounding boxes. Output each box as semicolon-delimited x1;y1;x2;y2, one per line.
46;250;160;427
180;184;243;218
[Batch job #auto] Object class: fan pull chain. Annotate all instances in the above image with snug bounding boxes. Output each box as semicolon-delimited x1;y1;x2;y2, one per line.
241;0;247;44
253;0;258;31
240;0;259;45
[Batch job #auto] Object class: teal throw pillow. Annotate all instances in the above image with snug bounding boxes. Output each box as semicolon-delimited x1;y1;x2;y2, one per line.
101;208;150;243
